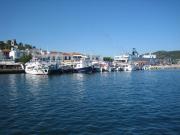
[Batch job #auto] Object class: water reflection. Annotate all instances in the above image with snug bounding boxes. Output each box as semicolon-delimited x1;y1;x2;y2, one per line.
24;74;49;96
1;70;180;134
8;74;19;98
71;73;87;102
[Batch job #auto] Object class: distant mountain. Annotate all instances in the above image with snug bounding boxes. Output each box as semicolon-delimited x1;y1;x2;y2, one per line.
153;50;180;59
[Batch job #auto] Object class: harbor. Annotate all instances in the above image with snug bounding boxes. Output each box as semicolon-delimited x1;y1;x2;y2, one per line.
0;51;180;75
0;40;180;75
1;0;180;134
1;47;179;73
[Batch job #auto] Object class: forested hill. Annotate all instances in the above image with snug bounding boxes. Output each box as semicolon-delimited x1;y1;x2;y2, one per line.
153;51;180;59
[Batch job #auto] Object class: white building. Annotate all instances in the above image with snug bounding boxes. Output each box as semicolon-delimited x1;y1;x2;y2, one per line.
9;47;25;60
86;55;102;61
142;53;156;59
114;54;130;63
40;51;63;63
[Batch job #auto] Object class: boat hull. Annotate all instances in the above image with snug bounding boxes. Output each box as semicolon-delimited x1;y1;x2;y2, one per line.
25;69;49;75
92;67;101;72
74;66;93;73
123;64;137;71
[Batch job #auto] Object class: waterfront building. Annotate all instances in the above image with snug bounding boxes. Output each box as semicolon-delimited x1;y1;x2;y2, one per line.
31;50;88;67
40;51;63;63
61;52;84;66
85;55;102;61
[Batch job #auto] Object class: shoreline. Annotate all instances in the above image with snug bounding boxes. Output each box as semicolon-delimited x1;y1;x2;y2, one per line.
0;64;180;74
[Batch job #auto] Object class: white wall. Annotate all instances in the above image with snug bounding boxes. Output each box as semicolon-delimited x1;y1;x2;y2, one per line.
9;48;25;60
142;54;156;59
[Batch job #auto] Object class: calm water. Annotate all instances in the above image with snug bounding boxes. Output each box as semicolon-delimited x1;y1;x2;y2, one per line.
0;70;180;135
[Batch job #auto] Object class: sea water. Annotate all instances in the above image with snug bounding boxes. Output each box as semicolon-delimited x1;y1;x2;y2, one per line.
0;70;180;135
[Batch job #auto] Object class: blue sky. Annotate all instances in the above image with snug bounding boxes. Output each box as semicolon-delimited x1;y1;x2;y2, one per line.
0;0;180;56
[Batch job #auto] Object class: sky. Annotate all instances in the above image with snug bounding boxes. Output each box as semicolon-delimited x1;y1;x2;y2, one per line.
0;0;180;56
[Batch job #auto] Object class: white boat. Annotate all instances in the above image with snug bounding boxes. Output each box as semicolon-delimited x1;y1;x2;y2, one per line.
25;62;49;75
123;63;137;71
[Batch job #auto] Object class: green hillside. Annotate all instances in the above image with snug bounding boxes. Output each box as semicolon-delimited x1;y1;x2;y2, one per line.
0;40;34;50
153;51;180;60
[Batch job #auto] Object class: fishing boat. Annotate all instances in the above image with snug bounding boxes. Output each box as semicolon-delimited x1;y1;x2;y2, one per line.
73;59;93;73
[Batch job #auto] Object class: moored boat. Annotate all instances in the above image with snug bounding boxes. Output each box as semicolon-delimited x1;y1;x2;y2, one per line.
92;63;101;72
25;62;49;75
123;63;137;71
73;59;93;73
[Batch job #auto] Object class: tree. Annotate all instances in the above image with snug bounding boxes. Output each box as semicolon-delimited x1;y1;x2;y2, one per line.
0;42;11;50
24;44;33;49
103;57;114;62
153;51;180;60
18;54;32;64
18;42;24;50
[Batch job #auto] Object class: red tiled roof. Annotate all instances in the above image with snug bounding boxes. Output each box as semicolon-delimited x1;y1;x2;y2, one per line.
42;51;83;56
61;52;72;56
50;51;58;54
71;52;82;55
